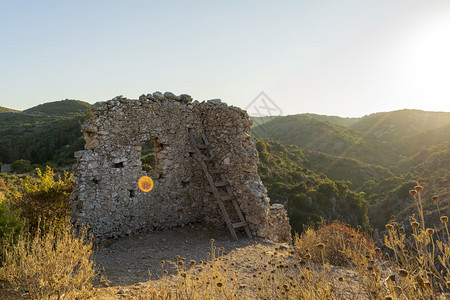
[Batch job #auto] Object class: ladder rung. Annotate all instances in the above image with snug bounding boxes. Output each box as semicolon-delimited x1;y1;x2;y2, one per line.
197;143;211;149
232;221;248;229
202;155;214;162
189;129;252;241
215;181;229;187
221;195;235;201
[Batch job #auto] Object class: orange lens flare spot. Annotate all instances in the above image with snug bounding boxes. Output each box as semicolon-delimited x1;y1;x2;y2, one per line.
138;176;154;192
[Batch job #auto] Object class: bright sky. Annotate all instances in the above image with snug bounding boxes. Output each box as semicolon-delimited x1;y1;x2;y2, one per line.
1;0;449;117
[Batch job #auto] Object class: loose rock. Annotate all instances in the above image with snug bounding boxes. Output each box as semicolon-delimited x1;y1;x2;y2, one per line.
164;92;179;100
179;94;193;103
152;91;164;100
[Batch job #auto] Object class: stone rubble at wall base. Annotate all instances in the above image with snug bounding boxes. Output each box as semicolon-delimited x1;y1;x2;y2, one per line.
71;91;291;243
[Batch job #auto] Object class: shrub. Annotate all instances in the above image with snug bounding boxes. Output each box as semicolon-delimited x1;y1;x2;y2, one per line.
11;159;32;173
0;200;23;257
378;184;450;298
10;166;73;232
396;179;419;199
289;210;323;234
294;222;377;266
0;220;96;299
0;179;8;200
0;175;24;200
141;154;154;172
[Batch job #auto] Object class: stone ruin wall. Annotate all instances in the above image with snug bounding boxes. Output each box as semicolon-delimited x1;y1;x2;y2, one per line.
71;92;291;242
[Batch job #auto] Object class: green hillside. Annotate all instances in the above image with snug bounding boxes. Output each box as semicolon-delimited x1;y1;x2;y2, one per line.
0;100;91;167
22;99;91;116
250;116;279;128
301;113;359;127
1;99;448;236
252;110;450;166
302;150;393;189
348;109;450;165
252;114;386;165
368;142;450;230
349;109;450;139
252;113;358;128
252;115;359;152
256;139;369;232
392;123;450;159
252;109;450;233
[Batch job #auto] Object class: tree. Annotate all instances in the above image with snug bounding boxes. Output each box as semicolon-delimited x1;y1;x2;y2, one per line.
12;159;32;173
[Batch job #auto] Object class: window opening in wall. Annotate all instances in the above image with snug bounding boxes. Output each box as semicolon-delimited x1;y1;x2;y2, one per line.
112;161;124;168
139;137;165;178
140;139;155;173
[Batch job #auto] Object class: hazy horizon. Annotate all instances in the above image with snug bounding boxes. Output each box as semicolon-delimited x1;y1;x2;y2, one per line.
1;1;449;117
2;97;449;119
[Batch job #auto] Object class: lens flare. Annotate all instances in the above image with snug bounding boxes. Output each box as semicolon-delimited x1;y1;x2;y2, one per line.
138;176;154;192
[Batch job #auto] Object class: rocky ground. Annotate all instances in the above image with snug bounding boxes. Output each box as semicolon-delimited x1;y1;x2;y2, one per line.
94;223;256;286
94;224;362;299
0;223;363;299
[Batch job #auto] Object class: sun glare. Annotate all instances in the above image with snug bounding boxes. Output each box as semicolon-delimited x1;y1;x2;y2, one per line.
401;15;450;105
138;176;154;193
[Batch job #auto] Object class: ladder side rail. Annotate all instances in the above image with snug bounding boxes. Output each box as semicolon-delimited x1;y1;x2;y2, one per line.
208;142;253;239
188;131;238;241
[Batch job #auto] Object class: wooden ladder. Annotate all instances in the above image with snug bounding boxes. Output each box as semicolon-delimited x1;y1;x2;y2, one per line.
188;129;252;241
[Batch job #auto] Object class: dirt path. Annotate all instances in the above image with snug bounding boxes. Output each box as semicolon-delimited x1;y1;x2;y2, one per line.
94;223;256;286
94;224;363;299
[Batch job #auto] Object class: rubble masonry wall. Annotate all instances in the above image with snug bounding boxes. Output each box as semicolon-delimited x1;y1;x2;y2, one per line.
71;92;291;242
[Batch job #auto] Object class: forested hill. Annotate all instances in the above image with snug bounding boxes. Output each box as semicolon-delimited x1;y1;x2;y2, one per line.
1;100;449;233
252;114;382;165
0;100;91;166
256;139;369;232
349;109;450;139
22;99;91;116
252;109;450;230
250;113;359;128
252;109;450;167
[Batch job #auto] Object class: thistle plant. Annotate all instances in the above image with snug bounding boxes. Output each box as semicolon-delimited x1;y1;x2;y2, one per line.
382;184;450;299
409;184;425;230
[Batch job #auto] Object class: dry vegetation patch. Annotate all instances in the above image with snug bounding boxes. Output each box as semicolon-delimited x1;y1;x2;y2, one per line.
294;222;377;267
96;240;362;300
2;175;450;299
0;221;95;300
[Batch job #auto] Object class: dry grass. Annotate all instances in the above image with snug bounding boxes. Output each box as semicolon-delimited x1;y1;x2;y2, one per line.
114;184;450;299
294;221;377;266
0;219;96;299
339;184;450;299
2;183;450;299
132;239;348;299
